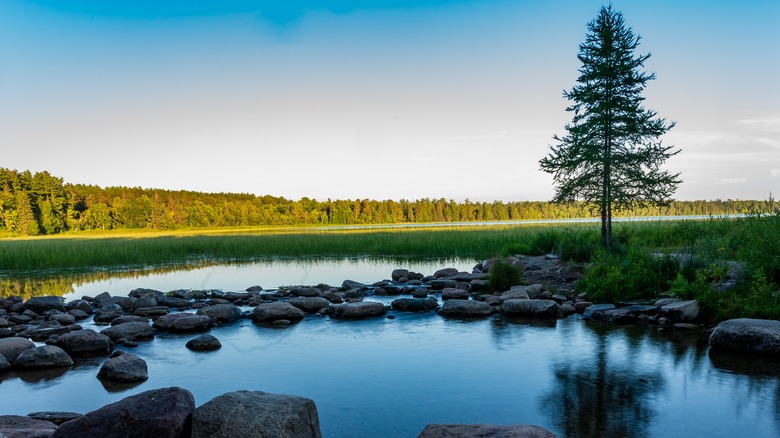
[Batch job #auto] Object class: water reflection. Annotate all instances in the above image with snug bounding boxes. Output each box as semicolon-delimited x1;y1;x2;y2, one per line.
543;322;666;438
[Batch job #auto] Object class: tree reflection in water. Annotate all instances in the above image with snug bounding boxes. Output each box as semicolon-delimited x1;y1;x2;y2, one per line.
542;322;666;438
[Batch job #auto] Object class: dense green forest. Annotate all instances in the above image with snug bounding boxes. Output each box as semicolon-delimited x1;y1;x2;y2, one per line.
0;167;770;236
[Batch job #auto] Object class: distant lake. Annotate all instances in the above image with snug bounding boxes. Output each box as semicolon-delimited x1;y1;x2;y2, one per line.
1;257;778;437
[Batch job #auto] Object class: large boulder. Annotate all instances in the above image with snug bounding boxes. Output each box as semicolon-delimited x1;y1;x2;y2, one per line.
97;353;148;383
54;329;113;358
93;304;124;323
26;412;82;426
52;387;194;438
500;299;559;318
328;302;387;319
24;296;65;314
13;345;73;369
101;322;155;342
192;390;321;438
252;302;306;323
657;300;700;323
437;300;492;318
153;313;212;332
709;318;780;356
418;424;557;437
286;297;330;314
391;298;439;312
0;415;58;438
196;304;243;323
0;337;36;363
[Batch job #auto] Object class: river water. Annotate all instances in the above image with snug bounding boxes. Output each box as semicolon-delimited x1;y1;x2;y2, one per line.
1;258;779;437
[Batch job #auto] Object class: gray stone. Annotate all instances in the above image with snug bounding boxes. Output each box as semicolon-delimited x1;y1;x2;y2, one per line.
500;299;559;318
658;300;700;322
153;313;212;332
0;337;36;363
342;280;368;290
623;305;658;315
654;297;681;307
133;306;170;317
441;288;469;300
0;354;10;372
601;308;637;324
392;269;410;282
417;424;558;437
26;412;82;426
558;303;576;316
391;298;439;312
157;297;192;309
289;287;322;298
93;304;124;323
186;335;222;352
49;313;76;326
286;297;330;314
97;353;148;382
109;315;148;326
54;329;113;358
133;296;158;310
429;279;458;290
52;387;194;438
438;300;492;318
499;289;530;302
328;302;388;319
582;304;616;319
196;304;243;322
24;296;65;314
252;302;306;323
14;345;73;369
710;318;780;356
0;415;58;438
101;322;154;342
192;390;321;438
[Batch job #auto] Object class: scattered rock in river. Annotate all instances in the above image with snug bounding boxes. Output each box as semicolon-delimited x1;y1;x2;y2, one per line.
441;288;469;300
186;334;222;352
52;387;194;438
192;390;321;438
97;353;148;383
0;337;36;363
500;299;559;318
657;300;700;323
24;296;66;314
437;300;492;318
101;322;155;342
54;329;113;358
26;412;82;426
286;297;330;314
196;304;243;323
252;302;306;323
0;415;58;438
13;345;73;369
328;302;388;319
153;313;212;333
709;318;780;357
391;298;439;312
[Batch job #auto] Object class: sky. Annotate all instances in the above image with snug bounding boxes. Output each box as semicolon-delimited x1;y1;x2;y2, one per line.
1;0;778;202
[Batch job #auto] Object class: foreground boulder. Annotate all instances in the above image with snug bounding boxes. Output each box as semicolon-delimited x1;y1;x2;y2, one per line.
54;329;113;357
192;390;321;438
252;302;306;323
153;313;212;332
97;353;148;383
709;318;780;357
0;337;36;363
26;412;82;426
52;387;194;438
328;302;387;319
0;415;58;438
14;345;73;369
418;424;557;437
437;300;492;318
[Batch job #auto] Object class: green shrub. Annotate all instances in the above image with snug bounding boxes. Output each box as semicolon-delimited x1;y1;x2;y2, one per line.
488;259;524;292
557;228;601;262
527;229;561;256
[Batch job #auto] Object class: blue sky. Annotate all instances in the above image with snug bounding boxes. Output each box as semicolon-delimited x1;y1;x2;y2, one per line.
1;0;778;201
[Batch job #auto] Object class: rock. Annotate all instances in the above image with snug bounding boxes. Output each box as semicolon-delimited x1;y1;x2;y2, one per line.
573;301;593;313
286;297;330;314
428;279;458;290
252;302;306;323
13;345;73;369
673;323;702;331
49;313;76;326
93;304;124;323
66;300;93;314
52;387;194;438
499;289;530;302
157;297;192;309
654;297;681;307
600;309;637;324
550;293;568;303
558;303;576;316
101;322;155;342
196;304;243;322
392;269;410;282
658;300;700;323
391;298;439;312
224;292;253;302
192;390;321;438
289;287;322;298
438;300;492;318
0;354;10;371
24;296;65;314
0;337;36;363
342;280;368;290
110;315;148;326
417;423;558;437
54;329;113;358
582;304;616;319
500;299;559;318
411;289;430;298
434;268;459;278
186;335;222;351
0;415;58;438
468;279;490;292
133;296;158;310
129;288;163;298
97;353;148;382
441;288;469;300
709;318;780;356
133;306;170;317
153;313;211;332
26;412;82;426
622;305;658;316
328;302;387;319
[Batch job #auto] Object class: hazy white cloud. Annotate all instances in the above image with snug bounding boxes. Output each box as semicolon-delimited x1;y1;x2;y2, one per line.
771;169;780;178
714;178;747;185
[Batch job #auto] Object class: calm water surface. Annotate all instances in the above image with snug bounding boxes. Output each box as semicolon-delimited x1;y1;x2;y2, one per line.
1;258;779;437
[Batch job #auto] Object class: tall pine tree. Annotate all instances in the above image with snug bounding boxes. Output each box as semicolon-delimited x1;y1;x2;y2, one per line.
540;5;680;249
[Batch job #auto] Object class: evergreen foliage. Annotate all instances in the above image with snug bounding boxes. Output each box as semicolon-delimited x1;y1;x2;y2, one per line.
540;5;680;249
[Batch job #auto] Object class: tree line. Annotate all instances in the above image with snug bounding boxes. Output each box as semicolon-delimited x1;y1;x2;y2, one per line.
0;167;768;236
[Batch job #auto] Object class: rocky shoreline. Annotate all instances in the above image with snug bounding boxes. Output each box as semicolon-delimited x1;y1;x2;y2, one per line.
1;254;779;437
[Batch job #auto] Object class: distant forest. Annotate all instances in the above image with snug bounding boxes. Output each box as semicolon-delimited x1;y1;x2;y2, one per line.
0;167;770;236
